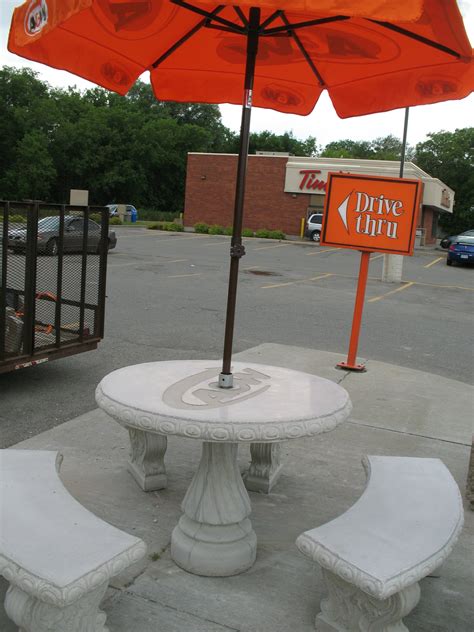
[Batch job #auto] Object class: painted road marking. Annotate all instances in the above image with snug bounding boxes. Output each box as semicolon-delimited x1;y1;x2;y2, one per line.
371;254;385;261
168;259;188;263
368;281;415;303
167;273;202;279
424;256;444;268
411;280;474;291
305;247;341;256
254;243;289;251
261;273;333;289
198;240;230;246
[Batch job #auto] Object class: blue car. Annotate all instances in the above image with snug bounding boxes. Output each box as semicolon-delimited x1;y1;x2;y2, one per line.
446;236;474;266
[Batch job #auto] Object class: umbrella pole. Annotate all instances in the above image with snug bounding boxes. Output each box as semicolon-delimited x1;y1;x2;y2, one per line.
399;107;410;178
219;8;261;389
382;107;410;283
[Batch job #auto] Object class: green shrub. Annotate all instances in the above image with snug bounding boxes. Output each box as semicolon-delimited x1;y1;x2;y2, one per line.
209;224;224;235
90;213;101;223
268;230;286;240
242;228;254;237
137;209;176;222
166;222;184;232
255;228;270;238
110;217;123;225
147;221;183;232
194;222;209;234
223;226;233;236
9;214;26;223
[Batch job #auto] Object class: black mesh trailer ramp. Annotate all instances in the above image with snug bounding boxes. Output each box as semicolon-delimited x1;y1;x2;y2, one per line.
0;201;109;374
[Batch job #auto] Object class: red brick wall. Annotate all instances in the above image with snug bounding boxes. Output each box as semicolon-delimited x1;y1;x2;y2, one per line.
184;154;310;235
422;208;436;244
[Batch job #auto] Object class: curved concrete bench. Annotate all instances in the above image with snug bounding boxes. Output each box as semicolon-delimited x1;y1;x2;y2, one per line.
296;456;464;631
0;449;147;632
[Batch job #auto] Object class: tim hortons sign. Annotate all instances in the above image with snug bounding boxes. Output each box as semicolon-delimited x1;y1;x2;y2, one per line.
320;173;422;255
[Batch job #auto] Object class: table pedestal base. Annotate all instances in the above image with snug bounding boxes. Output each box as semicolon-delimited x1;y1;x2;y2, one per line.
171;442;257;576
171;515;256;577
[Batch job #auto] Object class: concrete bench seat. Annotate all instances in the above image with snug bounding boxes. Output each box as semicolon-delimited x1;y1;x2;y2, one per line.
296;456;464;631
0;449;147;632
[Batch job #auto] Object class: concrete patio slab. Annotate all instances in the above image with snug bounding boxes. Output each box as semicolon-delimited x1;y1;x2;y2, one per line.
1;344;472;632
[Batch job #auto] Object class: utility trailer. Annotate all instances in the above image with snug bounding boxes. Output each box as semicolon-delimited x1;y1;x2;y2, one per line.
1;201;109;374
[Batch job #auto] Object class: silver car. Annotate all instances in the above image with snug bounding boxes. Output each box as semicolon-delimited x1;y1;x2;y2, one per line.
305;212;323;242
8;216;117;255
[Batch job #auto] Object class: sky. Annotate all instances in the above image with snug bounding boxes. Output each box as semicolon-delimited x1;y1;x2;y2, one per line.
1;0;473;149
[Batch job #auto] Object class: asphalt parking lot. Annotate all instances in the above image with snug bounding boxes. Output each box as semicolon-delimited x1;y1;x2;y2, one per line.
1;226;473;446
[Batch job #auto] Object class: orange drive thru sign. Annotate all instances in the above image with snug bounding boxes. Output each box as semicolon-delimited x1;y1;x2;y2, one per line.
320;173;422;256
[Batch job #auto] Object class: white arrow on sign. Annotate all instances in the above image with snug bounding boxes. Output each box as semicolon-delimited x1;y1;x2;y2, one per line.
337;193;351;232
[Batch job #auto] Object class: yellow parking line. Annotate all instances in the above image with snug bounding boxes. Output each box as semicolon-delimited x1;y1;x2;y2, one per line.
412;280;474;291
368;281;415;303
261;273;333;289
424;256;444;268
196;239;230;246
254;243;289;251
305;247;341;256
167;273;201;279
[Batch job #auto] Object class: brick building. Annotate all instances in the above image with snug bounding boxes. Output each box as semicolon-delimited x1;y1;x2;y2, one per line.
184;153;454;245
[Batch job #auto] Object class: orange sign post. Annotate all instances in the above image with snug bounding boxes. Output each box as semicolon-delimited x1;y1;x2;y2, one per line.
321;173;422;371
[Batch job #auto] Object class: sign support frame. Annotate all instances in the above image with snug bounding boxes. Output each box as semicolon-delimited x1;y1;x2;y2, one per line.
337;250;371;372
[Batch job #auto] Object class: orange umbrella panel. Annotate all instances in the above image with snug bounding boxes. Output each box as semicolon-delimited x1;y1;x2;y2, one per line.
8;0;474;117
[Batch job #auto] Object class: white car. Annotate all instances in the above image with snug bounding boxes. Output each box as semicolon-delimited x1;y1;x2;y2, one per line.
305;212;323;242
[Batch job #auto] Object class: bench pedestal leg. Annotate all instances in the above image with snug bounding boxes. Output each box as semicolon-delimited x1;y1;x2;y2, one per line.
4;582;109;632
244;442;282;493
128;428;167;491
316;569;421;632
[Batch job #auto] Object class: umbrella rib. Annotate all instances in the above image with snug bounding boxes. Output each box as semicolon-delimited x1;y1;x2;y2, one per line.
171;0;245;33
152;5;226;68
259;11;284;31
233;6;248;27
279;13;326;87
262;15;349;36
368;20;462;59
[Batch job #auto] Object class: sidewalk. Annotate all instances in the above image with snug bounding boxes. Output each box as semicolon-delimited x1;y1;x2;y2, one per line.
2;344;473;631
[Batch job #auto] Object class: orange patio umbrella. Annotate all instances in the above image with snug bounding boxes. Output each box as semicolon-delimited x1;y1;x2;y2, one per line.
8;0;474;385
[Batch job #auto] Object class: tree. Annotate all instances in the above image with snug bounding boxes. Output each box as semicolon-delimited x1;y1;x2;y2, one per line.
414;128;474;233
223;129;318;156
321;139;373;159
3;130;56;201
320;135;414;161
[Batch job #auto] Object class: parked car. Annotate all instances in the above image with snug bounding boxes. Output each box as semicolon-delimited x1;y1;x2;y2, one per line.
8;216;117;254
440;229;474;249
106;204;138;221
446;235;474;266
305;212;324;242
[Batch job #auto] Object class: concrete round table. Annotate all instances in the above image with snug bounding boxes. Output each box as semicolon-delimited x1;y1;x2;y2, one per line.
96;361;352;577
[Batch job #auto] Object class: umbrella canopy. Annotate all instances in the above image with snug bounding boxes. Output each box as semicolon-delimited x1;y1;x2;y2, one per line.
8;0;474;385
8;0;473;117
